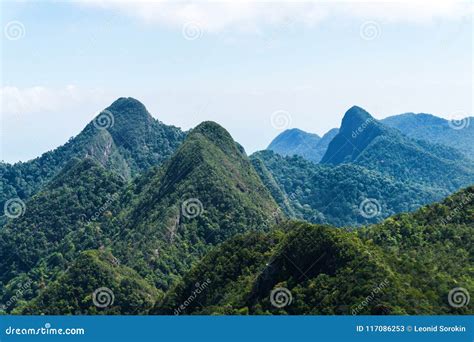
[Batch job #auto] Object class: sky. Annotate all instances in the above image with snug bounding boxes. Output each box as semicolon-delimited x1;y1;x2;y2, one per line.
1;0;472;163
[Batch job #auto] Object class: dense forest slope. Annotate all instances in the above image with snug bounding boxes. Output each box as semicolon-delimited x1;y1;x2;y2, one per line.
381;113;474;160
159;186;473;315
1;121;282;314
0;97;185;225
251;150;439;226
1;100;472;316
321;106;474;192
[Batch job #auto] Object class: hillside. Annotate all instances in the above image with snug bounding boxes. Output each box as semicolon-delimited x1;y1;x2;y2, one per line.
321;106;474;192
1;121;284;314
0;158;126;310
267;128;338;163
382;113;474;160
159;186;473;315
0;97;185;225
19;250;159;315
251;150;440;226
107;121;283;291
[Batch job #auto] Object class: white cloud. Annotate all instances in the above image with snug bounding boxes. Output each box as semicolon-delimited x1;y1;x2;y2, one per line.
0;85;106;117
76;0;472;33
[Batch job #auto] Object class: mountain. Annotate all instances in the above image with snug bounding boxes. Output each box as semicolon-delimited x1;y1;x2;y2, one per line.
108;121;283;291
2;100;472;316
381;112;474;160
320;106;474;192
251;150;439;226
0;97;185;224
19;250;159;315
0;158;125;309
1;121;283;314
267;128;338;163
158;186;473;315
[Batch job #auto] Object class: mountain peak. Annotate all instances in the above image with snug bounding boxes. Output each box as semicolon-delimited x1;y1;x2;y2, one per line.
341;106;374;127
102;97;153;124
108;96;147;110
266;128;324;162
189;121;240;156
321;106;382;164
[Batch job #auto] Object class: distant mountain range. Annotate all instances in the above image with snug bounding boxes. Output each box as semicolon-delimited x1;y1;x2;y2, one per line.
382;112;474;160
0;98;472;315
268;108;473;162
321;106;474;192
261;106;474;226
267;128;339;163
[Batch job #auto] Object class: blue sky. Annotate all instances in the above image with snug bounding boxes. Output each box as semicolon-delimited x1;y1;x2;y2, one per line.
1;0;472;163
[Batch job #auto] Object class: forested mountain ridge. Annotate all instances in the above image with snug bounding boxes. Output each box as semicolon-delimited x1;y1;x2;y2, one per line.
0;97;185;225
0;158;126;310
381;112;474;160
160;186;473;315
106;121;283;291
1;120;284;315
320;106;474;192
1;100;472;316
251;150;440;226
265;110;472;166
267;128;338;163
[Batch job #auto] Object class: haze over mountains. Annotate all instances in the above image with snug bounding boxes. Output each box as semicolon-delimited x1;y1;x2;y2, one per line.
269;107;473;163
0;98;472;315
